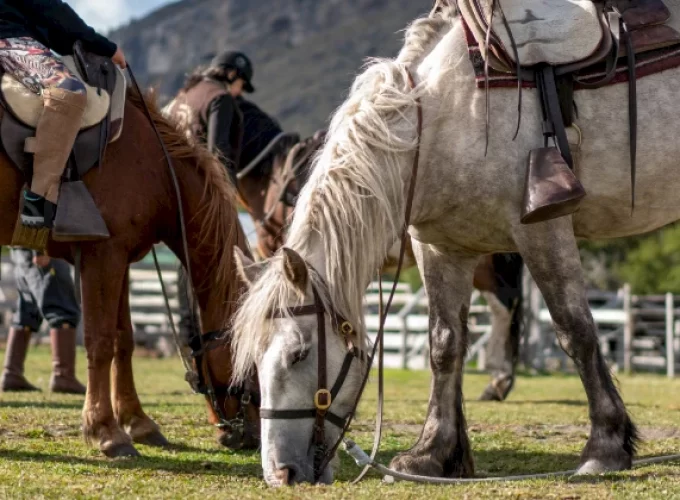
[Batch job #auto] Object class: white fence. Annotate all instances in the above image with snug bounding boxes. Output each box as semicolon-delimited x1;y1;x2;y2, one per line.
0;253;678;377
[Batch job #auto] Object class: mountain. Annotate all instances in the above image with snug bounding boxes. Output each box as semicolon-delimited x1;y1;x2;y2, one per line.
110;0;430;137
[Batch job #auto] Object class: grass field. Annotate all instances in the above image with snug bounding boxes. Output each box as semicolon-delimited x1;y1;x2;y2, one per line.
0;346;679;499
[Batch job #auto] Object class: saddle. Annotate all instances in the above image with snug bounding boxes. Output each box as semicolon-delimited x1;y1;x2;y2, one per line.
0;42;127;244
0;42;126;177
458;0;680;223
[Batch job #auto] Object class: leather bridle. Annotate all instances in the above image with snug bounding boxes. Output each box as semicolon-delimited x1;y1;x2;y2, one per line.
258;67;423;482
187;328;260;436
260;284;365;479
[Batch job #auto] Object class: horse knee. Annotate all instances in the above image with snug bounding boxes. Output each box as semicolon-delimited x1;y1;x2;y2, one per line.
86;337;115;366
551;305;597;359
430;305;469;372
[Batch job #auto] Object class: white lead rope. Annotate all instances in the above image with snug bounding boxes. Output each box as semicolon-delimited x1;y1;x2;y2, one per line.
343;439;680;484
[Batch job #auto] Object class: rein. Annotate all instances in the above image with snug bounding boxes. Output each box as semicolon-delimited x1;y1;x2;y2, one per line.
261;66;423;482
127;66;255;437
237;132;300;180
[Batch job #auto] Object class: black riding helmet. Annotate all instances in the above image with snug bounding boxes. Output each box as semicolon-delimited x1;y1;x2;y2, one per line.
210;51;255;93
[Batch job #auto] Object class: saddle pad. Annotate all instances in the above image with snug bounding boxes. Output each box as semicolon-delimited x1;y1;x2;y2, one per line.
0;56;125;142
459;0;604;68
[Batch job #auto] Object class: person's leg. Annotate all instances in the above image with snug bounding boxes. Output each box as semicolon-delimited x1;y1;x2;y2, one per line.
0;38;87;246
0;249;42;391
37;258;85;394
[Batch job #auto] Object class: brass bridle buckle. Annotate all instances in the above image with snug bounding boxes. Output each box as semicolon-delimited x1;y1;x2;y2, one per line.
314;389;332;411
339;321;354;337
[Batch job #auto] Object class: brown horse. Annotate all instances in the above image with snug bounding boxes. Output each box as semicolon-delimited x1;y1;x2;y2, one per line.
0;89;258;457
237;131;325;259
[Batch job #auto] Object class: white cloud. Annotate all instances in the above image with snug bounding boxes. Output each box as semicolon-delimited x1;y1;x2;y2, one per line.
65;0;171;33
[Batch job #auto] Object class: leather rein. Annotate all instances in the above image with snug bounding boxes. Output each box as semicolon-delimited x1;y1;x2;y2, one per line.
260;67;423;482
127;66;257;437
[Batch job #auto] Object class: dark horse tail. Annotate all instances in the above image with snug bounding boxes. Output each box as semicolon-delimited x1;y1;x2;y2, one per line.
479;253;525;401
491;252;524;367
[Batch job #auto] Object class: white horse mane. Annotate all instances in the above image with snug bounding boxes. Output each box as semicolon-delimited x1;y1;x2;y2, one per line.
230;14;452;383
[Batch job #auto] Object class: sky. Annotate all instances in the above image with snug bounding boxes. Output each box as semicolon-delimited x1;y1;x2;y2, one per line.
65;0;173;33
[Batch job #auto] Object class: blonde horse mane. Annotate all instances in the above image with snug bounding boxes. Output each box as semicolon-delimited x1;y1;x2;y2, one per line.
231;14;452;383
128;89;245;319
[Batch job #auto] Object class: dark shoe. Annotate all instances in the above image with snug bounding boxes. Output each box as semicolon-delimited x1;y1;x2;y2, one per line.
49;325;86;395
19;190;56;229
1;327;40;392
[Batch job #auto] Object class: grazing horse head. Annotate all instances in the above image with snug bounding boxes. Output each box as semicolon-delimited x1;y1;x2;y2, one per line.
230;33;426;482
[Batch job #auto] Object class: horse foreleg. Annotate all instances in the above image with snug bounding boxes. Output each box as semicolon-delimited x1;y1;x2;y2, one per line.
80;247;139;457
514;220;638;474
111;272;169;447
390;241;477;478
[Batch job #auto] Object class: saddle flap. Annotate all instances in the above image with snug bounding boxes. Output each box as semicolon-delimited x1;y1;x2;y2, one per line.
459;0;605;68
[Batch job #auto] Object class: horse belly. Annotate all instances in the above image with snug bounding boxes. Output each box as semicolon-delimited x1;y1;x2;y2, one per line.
571;67;680;239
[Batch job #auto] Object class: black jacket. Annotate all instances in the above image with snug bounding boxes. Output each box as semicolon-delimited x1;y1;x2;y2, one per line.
0;0;117;57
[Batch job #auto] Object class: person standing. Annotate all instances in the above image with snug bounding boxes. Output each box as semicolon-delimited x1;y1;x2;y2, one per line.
164;50;255;185
1;248;85;394
165;50;255;342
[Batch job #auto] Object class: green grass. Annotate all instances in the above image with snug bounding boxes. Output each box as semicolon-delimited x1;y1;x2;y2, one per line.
1;346;679;498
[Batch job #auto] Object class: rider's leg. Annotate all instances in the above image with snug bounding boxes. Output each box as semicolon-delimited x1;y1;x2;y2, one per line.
0;38;87;231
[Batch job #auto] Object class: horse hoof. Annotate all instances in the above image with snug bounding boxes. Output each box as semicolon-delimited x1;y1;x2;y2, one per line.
103;442;141;458
478;385;503;401
135;430;170;448
574;459;609;475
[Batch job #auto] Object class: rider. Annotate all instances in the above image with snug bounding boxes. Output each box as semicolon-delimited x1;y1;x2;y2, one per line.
164;50;255;184
0;0;126;240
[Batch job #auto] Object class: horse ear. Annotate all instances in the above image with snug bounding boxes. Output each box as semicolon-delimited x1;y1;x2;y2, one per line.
281;248;308;291
234;247;264;287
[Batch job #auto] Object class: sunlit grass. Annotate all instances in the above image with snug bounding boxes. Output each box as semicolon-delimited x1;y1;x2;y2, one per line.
0;346;678;498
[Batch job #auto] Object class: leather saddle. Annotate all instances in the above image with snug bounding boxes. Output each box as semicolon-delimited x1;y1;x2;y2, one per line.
0;41;126;179
460;0;680;78
457;0;680;223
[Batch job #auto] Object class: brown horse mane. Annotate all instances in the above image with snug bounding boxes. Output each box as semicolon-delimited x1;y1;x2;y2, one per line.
127;88;246;319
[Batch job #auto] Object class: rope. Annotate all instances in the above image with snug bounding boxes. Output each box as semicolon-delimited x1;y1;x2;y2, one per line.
343;439;680;484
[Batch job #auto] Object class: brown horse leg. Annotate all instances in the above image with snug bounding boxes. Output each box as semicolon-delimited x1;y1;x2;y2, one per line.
80;246;139;457
111;272;169;447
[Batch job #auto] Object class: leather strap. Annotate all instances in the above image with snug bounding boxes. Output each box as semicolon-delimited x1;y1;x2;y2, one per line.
537;66;573;169
314;287;328;449
259;408;347;429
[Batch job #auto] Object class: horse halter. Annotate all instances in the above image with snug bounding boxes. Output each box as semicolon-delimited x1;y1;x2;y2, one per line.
260;271;365;481
186;328;260;437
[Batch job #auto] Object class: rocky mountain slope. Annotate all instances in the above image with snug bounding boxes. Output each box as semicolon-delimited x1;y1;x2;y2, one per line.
110;0;430;136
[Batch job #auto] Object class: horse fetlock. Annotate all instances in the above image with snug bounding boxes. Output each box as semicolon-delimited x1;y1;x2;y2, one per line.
580;418;638;473
389;451;445;477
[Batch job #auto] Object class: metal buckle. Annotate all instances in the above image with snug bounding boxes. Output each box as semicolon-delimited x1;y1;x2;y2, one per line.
339;321;354;336
241;393;251;406
314;389;332;411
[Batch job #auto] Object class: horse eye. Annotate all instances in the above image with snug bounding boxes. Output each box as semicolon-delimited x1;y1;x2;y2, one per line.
291;348;309;365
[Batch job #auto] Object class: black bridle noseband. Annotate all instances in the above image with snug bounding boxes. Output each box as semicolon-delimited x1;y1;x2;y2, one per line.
261;284;365;481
